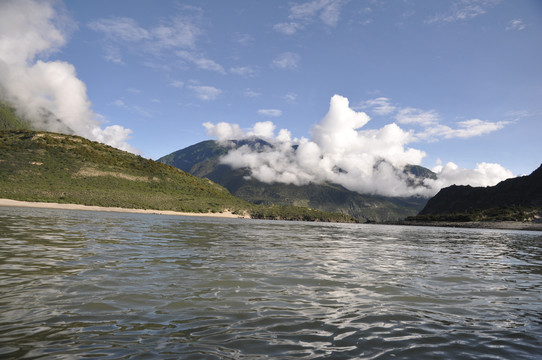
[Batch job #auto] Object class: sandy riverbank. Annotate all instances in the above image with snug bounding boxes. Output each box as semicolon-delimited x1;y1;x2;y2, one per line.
0;198;250;219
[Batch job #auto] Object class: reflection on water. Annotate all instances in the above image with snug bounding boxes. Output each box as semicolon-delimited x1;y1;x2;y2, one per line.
1;206;541;359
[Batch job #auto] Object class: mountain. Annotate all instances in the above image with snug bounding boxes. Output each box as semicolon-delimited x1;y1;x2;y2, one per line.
411;165;542;222
0;105;355;222
158;140;433;222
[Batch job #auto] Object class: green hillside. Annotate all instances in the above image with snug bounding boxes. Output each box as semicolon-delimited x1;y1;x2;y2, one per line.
0;130;254;214
0;130;356;223
159;140;431;222
0;102;28;130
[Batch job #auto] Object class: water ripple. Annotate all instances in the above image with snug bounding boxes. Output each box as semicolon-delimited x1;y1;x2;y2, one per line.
1;207;541;359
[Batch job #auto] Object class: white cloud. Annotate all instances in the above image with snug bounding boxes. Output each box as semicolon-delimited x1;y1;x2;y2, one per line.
203;95;513;197
258;109;283;117
290;0;345;27
0;0;136;153
230;66;258;77
188;85;222;101
170;80;184;88
203;122;244;141
89;13;202;64
88;17;150;42
506;19;526;31
273;22;304;35
396;107;439;125
362;99;509;142
426;162;514;189
272;52;301;70
232;33;253;46
176;50;225;74
244;89;261;98
426;0;499;24
417;118;509;140
359;97;396;115
274;0;346;34
285;93;298;102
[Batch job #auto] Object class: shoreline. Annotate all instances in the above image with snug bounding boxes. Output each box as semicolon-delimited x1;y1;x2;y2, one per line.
0;198;250;219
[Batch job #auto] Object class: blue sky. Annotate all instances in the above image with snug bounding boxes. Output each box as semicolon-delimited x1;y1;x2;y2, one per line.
1;0;541;194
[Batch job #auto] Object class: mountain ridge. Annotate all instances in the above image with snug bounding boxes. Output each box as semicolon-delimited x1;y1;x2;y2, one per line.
158;139;433;222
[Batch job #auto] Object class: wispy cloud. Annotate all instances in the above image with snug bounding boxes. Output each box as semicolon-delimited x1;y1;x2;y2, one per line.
274;0;347;35
176;50;225;74
358;97;396;116
244;89;261;98
258;109;283;117
273;22;304;35
230;66;258;77
426;0;499;24
361;97;509;142
271;52;300;70
170;80;185;88
416;119;509;140
90;13;227;77
506;18;526;31
396;107;439;125
188;85;222;101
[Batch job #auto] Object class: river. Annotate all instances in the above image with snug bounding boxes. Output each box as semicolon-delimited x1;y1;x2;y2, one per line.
1;206;541;359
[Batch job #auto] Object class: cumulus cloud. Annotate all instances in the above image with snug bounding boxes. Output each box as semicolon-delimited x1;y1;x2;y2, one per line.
0;0;136;153
203;95;513;197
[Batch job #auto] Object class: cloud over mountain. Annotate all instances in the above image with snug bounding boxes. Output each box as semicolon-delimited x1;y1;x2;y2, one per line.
204;95;513;197
0;0;136;152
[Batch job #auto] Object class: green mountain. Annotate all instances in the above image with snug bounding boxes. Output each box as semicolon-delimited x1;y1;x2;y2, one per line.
409;165;542;222
158;140;433;222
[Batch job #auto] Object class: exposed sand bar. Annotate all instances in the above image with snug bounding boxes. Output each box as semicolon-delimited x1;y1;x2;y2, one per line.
0;198;250;219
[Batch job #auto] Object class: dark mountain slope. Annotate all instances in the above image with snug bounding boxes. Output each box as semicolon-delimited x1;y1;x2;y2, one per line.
420;165;542;214
159;140;431;222
412;165;542;222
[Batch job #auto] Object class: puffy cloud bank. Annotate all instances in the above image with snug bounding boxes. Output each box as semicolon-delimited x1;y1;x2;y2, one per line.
204;95;513;197
0;0;136;153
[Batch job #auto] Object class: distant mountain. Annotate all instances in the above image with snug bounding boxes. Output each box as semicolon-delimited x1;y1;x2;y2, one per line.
412;165;542;222
158;139;434;222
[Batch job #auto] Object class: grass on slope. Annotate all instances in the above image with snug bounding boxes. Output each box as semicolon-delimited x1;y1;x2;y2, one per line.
0;130;250;214
0;130;357;222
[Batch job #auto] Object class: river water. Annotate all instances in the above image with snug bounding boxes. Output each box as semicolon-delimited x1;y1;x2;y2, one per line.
1;206;541;359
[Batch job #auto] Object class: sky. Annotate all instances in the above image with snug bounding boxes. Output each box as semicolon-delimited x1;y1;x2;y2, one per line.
0;0;541;196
